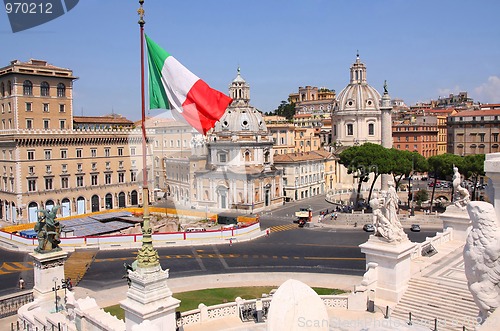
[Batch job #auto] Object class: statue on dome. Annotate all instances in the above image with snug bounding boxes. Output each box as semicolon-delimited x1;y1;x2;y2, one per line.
383;80;388;94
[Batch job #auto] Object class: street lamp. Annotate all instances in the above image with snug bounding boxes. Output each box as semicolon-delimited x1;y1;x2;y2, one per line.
52;277;60;313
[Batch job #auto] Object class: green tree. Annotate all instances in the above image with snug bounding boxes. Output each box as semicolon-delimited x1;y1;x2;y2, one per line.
414;189;429;206
338;143;394;207
271;100;296;120
390;150;428;189
462;154;485;201
427;153;464;211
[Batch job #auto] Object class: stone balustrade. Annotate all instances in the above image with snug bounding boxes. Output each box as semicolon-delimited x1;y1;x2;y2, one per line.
410;227;453;260
178;295;349;327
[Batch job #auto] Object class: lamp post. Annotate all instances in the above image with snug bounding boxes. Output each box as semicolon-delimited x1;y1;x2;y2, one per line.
52;277;60;312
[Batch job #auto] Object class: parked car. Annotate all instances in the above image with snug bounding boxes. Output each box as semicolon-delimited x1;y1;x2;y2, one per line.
363;224;375;232
410;224;421;232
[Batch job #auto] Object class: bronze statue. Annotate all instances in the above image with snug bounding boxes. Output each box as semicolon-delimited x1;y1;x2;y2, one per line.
34;205;62;253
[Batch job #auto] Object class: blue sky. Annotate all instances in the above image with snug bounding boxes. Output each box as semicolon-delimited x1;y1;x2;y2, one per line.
2;0;499;121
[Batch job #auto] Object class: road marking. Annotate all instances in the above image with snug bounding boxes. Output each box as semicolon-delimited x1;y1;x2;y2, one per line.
296;243;360;248
269;224;298;233
212;245;229;269
191;247;206;271
304;257;365;261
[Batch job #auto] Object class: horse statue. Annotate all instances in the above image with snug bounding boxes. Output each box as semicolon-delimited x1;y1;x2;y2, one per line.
34;205;63;253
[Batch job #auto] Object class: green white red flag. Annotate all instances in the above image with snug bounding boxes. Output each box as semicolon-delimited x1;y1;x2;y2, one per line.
145;35;232;134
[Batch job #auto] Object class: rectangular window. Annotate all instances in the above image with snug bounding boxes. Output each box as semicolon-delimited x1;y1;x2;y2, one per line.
26;119;33;129
131;171;137;182
61;149;67;159
119;161;124;168
493;133;499;143
105;161;110;170
59;120;65;129
43;103;49;112
76;149;82;158
43;120;49;129
45;178;53;190
61;177;69;189
76;176;84;187
28;150;35;160
91;175;98;186
91;162;97;171
104;148;110;157
28;166;34;174
346;124;353;136
46;165;51;173
62;164;67;172
91;149;97;157
59;104;65;112
25;102;32;112
28;179;36;192
77;163;82;171
219;154;227;163
130;147;136;156
118;172;124;183
105;173;112;184
44;150;51;160
118;147;124;156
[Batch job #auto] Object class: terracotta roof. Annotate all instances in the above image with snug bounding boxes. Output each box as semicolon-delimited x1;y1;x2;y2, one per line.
274;150;329;163
450;109;500;117
73;116;134;125
480;103;500;109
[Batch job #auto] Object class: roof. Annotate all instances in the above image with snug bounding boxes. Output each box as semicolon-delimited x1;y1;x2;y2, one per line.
274;150;331;163
73;115;134;125
450;109;500;117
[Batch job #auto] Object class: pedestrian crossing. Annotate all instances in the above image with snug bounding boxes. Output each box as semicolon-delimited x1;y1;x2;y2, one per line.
0;261;33;275
64;248;99;286
269;224;299;233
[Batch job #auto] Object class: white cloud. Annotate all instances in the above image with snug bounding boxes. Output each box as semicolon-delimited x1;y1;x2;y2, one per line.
473;76;500;103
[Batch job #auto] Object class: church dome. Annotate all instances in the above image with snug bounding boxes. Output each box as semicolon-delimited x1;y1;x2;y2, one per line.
336;54;381;112
213;68;267;134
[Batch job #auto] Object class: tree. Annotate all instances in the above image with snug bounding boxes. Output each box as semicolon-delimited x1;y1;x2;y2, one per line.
462;154;485;201
414;189;429;206
338;143;394;208
390;150;428;189
270;100;296;120
427;153;464;212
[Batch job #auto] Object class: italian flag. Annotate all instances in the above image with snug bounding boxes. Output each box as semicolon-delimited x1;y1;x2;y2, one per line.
146;35;232;134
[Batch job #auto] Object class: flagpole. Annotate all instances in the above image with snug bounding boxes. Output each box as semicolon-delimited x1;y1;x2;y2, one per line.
136;0;159;268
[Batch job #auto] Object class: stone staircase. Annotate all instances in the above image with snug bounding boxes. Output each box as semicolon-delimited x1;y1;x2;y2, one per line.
64;248;99;286
392;248;479;331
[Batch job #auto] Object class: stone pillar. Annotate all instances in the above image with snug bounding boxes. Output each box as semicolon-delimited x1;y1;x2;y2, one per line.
359;236;415;304
484;152;500;222
120;265;180;331
380;87;393;191
441;205;470;241
30;250;68;312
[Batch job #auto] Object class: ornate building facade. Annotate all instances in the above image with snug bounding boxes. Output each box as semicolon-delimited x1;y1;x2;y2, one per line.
0;59;142;224
193;69;283;212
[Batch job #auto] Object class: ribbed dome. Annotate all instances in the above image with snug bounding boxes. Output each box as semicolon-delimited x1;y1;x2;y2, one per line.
214;107;267;133
336;83;381;112
336;54;381;112
213;67;267;134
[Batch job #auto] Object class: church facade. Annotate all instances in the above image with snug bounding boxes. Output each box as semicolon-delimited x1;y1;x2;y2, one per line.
193;69;284;212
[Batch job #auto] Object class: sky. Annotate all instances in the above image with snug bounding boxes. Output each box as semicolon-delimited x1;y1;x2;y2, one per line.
1;0;500;121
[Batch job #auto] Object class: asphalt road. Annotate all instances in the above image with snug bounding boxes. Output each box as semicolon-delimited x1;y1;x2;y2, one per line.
0;194;437;296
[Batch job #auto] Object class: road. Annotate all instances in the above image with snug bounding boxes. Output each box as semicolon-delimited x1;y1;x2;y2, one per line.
1;194;438;295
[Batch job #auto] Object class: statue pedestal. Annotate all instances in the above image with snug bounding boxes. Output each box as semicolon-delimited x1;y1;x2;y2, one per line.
441;205;470;241
120;264;180;331
29;250;68;311
359;236;416;304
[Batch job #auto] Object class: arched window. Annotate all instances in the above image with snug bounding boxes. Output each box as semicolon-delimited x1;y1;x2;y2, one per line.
23;80;33;95
368;123;375;136
0;82;4;97
7;81;12;95
346;123;354;136
57;83;66;97
40;81;50;96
